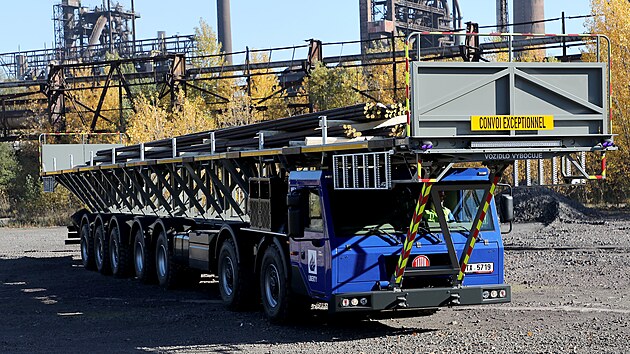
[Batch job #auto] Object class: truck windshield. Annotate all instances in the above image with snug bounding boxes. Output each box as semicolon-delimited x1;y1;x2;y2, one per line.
427;189;495;233
329;187;495;237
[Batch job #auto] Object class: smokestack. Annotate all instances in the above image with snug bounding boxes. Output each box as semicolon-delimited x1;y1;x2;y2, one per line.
217;0;233;65
496;0;508;33
513;0;545;34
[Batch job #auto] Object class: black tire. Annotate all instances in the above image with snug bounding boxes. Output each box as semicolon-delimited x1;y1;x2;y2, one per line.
218;238;255;310
133;228;155;283
260;243;292;323
80;222;95;270
94;223;111;275
155;229;181;289
109;224;131;278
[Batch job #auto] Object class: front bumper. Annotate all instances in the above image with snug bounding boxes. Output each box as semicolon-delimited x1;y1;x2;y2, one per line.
331;284;511;313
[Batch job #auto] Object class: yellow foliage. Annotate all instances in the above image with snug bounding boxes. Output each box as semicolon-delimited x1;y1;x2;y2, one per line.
64;67;122;133
126;91;215;144
487;36;554;63
191;19;237;111
248;52;289;121
362;37;406;104
216;92;255;128
305;62;366;111
582;0;630;202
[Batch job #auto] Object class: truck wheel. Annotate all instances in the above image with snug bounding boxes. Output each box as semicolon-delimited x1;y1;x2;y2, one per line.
155;229;180;289
109;224;130;278
260;244;291;322
218;238;254;309
94;223;111;275
80;222;95;270
133;228;155;283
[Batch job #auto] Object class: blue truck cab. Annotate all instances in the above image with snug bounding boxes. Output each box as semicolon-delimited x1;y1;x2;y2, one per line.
288;167;511;313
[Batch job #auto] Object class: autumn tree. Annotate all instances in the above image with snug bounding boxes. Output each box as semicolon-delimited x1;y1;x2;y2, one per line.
248;52;289;121
126;90;215;144
190;19;237;110
305;62;366;111
63;67;122;133
582;0;630;203
361;37;406;104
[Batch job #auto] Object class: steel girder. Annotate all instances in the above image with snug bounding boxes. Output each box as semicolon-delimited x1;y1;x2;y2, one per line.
54;158;269;222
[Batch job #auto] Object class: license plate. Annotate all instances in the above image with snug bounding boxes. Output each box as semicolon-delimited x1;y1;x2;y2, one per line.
465;262;494;274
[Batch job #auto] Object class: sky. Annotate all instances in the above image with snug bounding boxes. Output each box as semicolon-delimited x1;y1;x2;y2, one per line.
0;1;592;55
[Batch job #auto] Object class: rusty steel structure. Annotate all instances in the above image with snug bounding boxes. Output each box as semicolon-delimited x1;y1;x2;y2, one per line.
53;0;140;61
0;32;593;142
359;0;463;51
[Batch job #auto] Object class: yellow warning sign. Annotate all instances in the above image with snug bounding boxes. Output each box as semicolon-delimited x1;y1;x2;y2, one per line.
471;115;554;131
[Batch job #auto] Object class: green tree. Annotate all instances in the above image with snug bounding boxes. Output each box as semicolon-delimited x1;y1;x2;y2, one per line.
190;19;237;110
0;143;18;217
305;62;366;111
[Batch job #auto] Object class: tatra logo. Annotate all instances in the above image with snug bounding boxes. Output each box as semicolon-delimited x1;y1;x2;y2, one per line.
308;250;317;275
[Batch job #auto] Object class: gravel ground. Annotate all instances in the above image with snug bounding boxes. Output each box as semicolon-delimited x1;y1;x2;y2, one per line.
1;211;629;353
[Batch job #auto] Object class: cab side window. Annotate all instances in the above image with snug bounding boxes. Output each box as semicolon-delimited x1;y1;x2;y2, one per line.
306;190;324;232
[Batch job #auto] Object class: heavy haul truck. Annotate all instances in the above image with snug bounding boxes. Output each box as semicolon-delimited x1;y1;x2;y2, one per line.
40;33;615;322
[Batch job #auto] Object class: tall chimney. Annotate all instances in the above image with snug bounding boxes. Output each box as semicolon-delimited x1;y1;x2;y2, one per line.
217;0;233;65
496;0;508;33
513;0;545;34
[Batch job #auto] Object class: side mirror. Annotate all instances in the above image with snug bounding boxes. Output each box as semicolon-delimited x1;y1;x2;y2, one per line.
499;194;514;223
287;192;304;238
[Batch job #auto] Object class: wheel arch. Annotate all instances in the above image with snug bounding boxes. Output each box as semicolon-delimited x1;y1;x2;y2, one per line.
79;212;92;233
214;224;240;262
256;236;290;280
150;218;169;249
108;214;132;243
93;213;107;238
130;216;157;248
71;208;91;229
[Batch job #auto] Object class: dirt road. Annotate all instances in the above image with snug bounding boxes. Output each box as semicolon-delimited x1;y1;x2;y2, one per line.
1;220;629;353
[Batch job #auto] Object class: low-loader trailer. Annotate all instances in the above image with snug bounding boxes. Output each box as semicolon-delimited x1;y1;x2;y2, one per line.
40;33;615;322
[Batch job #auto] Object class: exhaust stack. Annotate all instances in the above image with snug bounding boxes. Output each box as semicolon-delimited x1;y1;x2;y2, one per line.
513;0;545;34
217;0;233;64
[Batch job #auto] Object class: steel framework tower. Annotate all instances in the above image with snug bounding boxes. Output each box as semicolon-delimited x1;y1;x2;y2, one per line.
53;0;140;61
359;0;462;51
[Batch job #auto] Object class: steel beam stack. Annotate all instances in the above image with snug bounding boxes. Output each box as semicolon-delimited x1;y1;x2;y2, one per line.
91;103;406;164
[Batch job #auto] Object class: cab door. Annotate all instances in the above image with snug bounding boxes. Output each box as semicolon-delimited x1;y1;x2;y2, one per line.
298;188;329;297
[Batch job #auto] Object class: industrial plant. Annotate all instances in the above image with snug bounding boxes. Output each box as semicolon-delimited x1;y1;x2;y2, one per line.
0;0;565;139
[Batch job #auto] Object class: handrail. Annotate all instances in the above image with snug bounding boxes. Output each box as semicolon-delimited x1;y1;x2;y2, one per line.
403;32;613;138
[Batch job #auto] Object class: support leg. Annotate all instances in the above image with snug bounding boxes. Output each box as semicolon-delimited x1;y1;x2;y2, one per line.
391;182;433;288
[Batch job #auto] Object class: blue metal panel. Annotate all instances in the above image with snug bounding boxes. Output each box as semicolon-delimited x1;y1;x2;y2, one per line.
441;167;491;182
330;236;503;294
289;170;324;187
289;168;507;299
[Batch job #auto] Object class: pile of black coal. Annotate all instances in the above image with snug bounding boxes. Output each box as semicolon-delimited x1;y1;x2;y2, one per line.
510;187;600;225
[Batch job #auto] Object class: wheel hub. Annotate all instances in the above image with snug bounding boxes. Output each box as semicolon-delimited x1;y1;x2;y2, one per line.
135;241;144;273
157;243;168;277
95;234;103;265
265;264;280;308
221;256;235;296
